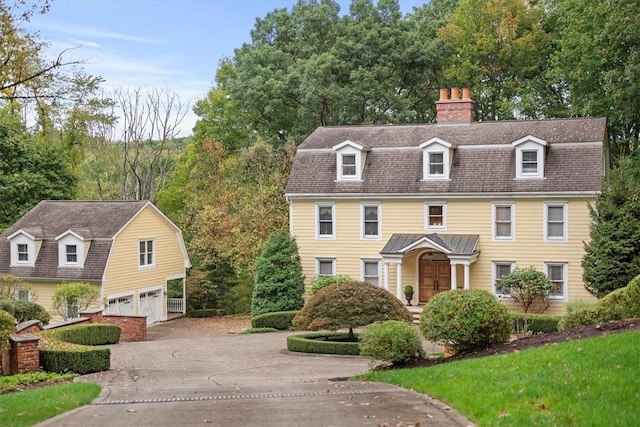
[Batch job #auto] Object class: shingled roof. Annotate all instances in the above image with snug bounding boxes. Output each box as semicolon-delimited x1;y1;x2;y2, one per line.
0;200;150;281
286;117;607;196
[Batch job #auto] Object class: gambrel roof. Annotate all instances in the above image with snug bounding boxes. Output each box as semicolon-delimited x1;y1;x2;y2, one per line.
285;117;607;196
0;200;187;281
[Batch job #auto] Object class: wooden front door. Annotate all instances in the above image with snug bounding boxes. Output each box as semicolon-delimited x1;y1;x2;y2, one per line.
419;253;451;302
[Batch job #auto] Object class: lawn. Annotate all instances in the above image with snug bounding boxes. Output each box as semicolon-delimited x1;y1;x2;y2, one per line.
0;381;100;427
357;330;640;426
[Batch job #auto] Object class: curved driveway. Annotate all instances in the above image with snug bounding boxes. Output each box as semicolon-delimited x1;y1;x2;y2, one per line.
40;321;474;427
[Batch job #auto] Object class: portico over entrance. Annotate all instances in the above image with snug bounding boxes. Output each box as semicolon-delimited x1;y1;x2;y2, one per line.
379;233;480;303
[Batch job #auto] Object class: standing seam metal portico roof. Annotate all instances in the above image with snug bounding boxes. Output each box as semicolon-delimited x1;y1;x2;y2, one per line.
380;233;480;256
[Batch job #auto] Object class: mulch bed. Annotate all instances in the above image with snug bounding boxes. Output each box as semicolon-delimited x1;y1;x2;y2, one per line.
399;318;640;369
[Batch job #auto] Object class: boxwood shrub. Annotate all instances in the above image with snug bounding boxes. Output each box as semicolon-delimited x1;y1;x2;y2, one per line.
53;324;121;345
511;313;561;334
251;310;298;330
0;300;50;325
40;345;110;374
286;332;360;355
359;320;425;364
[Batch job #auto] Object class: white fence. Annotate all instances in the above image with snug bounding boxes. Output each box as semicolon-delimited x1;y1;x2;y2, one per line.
167;298;184;313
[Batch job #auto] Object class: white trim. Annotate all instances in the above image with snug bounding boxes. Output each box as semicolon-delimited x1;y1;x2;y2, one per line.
361;258;381;286
9;232;36;267
333;141;365;181
285;191;599;200
315;202;336;239
492;202;515;241
360;202;381;240
138;238;156;268
513;136;547;179
544;201;568;242
420;138;452;181
492;261;515;297
315;258;336;276
425;201;447;230
544;262;568;300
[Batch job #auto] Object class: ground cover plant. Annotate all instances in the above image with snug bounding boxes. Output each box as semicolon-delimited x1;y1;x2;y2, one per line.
0;382;100;426
358;327;640;426
0;371;76;394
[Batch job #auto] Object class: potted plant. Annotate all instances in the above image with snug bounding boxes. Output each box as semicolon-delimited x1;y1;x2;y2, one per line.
403;285;414;306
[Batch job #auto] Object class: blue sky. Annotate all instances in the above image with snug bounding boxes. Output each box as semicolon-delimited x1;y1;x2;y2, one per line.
28;0;427;135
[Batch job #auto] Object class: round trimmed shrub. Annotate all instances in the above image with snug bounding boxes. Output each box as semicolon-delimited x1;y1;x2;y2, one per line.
0;310;16;352
292;281;413;339
419;289;511;354
359;320;425;364
0;300;50;325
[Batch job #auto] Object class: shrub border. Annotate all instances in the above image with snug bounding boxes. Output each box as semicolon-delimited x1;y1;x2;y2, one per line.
286;332;360;355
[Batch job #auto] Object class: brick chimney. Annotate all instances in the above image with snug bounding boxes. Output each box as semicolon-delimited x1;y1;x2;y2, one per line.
436;87;474;124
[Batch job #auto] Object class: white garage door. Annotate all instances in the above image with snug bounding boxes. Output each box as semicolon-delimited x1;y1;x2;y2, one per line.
139;290;162;325
108;295;134;315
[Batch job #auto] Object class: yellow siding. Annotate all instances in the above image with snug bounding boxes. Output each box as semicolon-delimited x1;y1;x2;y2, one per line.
102;206;186;319
291;197;597;313
24;280;101;323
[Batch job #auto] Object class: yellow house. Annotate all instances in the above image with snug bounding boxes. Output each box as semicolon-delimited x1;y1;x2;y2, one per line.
0;200;191;324
285;88;609;314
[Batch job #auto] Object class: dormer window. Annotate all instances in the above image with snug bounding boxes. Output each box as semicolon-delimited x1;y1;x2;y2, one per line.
55;230;85;267
512;135;547;179
17;244;29;262
333;140;367;181
8;230;36;267
66;245;78;263
420;137;453;180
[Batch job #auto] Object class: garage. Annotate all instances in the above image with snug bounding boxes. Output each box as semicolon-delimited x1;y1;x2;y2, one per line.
139;290;163;324
107;295;134;315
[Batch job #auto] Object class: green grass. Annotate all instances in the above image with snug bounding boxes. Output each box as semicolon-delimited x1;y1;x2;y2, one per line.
0;372;77;394
0;382;100;426
357;330;640;426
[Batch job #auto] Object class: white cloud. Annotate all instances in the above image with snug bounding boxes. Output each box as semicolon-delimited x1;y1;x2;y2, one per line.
36;21;160;44
70;39;101;48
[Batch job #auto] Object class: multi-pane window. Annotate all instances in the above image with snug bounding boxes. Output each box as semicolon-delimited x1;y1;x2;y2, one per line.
16;289;30;301
317;258;335;276
362;260;380;286
545;263;566;299
342;154;356;177
17;244;28;262
522;150;538;174
317;205;334;238
494;204;514;239
64;297;79;320
139;240;154;267
363;205;379;238
546;204;566;240
429;152;444;175
66;244;78;263
426;203;446;229
493;262;514;294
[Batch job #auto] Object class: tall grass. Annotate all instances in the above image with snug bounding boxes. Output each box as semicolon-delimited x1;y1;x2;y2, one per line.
358;330;640;426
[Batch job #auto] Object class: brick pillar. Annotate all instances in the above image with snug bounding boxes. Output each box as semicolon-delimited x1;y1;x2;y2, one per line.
9;334;40;375
79;309;104;324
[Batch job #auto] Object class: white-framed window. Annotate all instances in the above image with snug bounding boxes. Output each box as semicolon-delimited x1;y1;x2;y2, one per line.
545;262;567;300
361;203;381;239
64;297;79;320
420;138;452;180
66;244;78;264
139;240;155;267
316;258;335;276
361;259;381;286
316;203;335;239
513;135;547;179
493;203;515;240
544;202;567;242
17;244;28;262
425;202;446;230
492;261;515;296
333;140;365;181
15;288;31;301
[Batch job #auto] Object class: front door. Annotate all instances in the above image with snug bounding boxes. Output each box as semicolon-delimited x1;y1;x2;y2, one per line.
419;252;451;302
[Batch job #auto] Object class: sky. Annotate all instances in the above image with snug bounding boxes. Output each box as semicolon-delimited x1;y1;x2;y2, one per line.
27;0;427;136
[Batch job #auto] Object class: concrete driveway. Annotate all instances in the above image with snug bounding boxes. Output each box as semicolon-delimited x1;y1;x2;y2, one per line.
40;321;474;427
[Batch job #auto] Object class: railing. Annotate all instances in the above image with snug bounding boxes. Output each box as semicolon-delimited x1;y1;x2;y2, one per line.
167;298;184;313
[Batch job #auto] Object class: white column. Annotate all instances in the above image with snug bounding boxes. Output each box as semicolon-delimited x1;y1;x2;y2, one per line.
396;263;403;299
383;262;390;291
464;264;470;289
450;263;457;290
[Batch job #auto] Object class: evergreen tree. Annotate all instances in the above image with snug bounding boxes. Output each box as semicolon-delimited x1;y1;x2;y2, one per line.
582;163;640;297
251;230;305;316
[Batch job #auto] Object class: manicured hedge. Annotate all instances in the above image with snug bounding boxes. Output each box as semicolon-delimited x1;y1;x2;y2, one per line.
286;332;360;355
54;324;121;345
512;314;561;334
251;310;298;330
187;309;224;318
40;346;110;375
0;300;50;325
